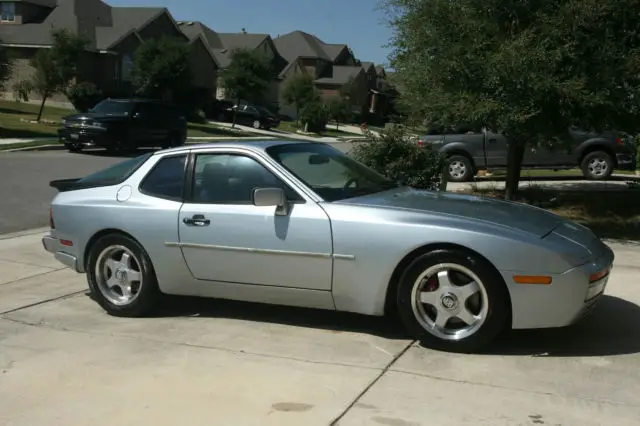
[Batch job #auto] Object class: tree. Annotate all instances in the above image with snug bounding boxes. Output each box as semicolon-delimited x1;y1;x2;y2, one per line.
385;0;640;199
132;37;191;101
20;29;86;121
281;73;319;125
327;96;352;131
0;41;10;93
219;48;272;127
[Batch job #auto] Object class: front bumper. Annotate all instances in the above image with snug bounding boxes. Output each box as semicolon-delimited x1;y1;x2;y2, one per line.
58;127;110;149
42;234;83;273
508;244;615;330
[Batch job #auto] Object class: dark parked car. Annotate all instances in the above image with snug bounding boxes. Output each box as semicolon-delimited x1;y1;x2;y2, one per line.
418;126;637;182
58;98;187;153
216;103;280;129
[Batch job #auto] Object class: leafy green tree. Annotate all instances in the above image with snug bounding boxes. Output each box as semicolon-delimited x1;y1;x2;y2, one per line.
299;100;329;133
386;0;640;199
132;36;191;101
219;48;272;127
327;96;352;131
281;73;319;125
17;29;86;121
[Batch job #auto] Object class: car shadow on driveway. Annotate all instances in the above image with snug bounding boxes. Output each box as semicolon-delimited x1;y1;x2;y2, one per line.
139;293;640;355
488;295;640;357
150;295;411;341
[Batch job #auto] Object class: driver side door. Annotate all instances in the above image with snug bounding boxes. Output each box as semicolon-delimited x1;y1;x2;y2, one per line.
178;149;334;290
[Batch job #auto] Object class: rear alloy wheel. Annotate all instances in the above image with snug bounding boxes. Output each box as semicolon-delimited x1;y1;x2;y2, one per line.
66;144;81;153
581;151;614;180
87;233;161;317
446;155;474;182
396;248;509;353
252;120;261;129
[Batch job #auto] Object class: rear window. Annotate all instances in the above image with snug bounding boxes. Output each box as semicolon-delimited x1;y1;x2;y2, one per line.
77;153;152;186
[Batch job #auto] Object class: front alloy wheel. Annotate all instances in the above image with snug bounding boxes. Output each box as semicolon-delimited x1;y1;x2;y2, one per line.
252;120;261;129
396;248;510;353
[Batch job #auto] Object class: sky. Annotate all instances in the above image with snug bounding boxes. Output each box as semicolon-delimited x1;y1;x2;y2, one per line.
107;0;394;66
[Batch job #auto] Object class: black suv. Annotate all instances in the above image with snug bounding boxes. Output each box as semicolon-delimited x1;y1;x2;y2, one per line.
216;103;280;129
58;98;188;153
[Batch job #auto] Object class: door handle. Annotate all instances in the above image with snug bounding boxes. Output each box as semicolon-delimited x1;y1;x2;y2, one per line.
183;214;210;226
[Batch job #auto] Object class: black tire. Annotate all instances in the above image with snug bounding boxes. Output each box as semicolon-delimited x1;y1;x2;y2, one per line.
252;119;261;129
580;150;614;180
446;155;474;182
396;248;510;353
66;144;81;153
86;233;161;317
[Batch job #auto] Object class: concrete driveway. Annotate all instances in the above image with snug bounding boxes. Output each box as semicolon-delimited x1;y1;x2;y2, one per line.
1;228;639;425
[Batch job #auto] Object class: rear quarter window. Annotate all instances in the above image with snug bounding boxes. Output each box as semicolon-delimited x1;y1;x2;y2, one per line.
139;154;187;201
77;153;152;186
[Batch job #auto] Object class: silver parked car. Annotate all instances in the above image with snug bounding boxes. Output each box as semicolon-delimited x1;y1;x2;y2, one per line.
42;141;614;352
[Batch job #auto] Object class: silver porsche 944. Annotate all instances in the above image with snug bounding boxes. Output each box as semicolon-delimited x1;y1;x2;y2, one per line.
42;140;614;352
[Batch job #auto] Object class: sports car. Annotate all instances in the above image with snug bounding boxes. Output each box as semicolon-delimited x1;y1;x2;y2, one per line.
42;140;614;352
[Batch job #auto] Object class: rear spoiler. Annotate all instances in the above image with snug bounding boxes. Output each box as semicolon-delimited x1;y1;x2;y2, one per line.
49;178;81;192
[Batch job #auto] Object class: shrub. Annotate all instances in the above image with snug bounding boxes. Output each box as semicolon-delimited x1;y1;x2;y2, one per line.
67;82;103;112
351;125;444;190
299;100;329;133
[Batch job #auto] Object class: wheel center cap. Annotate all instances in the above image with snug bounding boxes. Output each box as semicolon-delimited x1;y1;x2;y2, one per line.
115;269;127;283
440;293;459;310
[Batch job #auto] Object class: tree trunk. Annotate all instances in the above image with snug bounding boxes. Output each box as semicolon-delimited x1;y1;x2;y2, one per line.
505;140;525;200
36;93;48;122
336;121;339;131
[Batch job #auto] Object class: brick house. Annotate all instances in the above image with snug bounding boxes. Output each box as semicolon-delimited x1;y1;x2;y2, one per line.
178;21;285;110
0;0;218;108
273;31;383;119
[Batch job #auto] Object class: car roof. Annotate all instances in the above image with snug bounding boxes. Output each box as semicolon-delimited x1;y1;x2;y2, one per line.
157;139;328;155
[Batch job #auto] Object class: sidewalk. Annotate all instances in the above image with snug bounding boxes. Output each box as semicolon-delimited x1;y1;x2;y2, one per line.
1;229;639;426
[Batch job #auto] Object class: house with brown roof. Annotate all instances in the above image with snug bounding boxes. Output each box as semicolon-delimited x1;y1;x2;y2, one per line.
273;30;383;119
0;0;218;107
178;21;285;109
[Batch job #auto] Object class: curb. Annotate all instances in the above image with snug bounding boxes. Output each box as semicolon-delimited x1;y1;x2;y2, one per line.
0;227;49;241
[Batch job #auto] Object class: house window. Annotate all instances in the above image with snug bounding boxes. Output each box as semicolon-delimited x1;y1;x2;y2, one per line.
1;2;16;22
121;55;133;81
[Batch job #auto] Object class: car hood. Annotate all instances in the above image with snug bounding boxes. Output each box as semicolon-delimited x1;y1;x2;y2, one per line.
337;187;562;238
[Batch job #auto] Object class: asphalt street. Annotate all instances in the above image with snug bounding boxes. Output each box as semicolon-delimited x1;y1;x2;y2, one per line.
0;150;125;234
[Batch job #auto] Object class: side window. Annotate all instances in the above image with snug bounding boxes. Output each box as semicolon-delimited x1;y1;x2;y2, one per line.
139;154;187;201
278;152;347;188
192;154;303;204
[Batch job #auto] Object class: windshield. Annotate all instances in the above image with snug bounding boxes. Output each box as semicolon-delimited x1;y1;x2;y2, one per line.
77;153;152;185
89;99;133;116
256;106;275;117
266;143;399;201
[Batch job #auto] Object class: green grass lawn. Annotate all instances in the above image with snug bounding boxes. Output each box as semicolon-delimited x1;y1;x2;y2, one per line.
0;100;68;138
0;100;254;140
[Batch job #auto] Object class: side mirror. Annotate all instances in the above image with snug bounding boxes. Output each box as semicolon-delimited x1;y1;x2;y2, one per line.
252;187;288;216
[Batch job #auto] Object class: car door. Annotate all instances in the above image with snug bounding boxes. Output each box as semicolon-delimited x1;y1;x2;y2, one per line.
178;149;333;291
483;130;509;167
130;102;159;145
